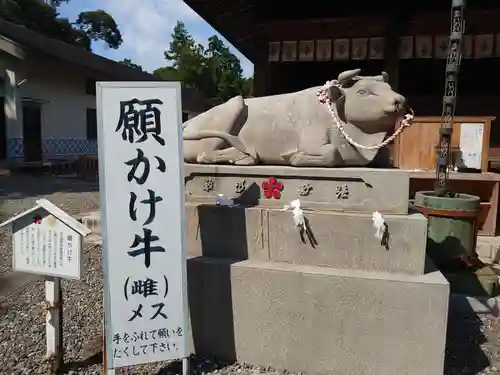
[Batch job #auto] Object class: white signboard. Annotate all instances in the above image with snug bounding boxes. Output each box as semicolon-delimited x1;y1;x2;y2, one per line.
459;122;484;169
97;82;188;368
11;208;83;279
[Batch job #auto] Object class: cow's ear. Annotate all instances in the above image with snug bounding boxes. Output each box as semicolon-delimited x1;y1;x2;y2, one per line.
328;85;345;102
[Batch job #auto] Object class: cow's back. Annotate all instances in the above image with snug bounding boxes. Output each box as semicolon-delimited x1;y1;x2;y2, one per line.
239;87;331;163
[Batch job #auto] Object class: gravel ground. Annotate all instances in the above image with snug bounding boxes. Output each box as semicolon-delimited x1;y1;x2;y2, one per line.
1;175;500;375
0;245;283;375
1;243;500;375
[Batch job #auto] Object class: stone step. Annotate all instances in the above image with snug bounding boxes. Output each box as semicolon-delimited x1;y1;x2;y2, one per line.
186;204;428;275
83;205;499;276
81;206;427;275
185;165;411;214
187;256;448;375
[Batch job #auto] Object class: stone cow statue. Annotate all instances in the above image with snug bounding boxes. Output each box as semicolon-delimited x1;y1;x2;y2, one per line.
182;69;408;167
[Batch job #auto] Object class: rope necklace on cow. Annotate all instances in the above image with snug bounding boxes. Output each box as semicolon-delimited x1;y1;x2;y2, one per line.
317;80;414;151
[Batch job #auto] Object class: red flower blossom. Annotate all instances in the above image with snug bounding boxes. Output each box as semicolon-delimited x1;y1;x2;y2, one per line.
261;177;284;199
33;216;42;224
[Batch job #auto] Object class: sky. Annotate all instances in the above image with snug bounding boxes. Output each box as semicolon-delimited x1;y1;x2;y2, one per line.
57;0;254;77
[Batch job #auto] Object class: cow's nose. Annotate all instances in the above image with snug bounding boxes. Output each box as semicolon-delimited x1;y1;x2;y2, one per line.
392;94;406;112
394;94;406;106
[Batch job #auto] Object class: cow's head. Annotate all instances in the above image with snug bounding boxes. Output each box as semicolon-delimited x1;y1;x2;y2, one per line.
328;69;407;134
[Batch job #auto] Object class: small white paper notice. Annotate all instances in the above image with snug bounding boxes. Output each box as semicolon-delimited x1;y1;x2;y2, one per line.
459;122;484;169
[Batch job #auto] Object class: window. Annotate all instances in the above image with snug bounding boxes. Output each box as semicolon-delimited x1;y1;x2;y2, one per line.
86;108;97;140
85;79;97;95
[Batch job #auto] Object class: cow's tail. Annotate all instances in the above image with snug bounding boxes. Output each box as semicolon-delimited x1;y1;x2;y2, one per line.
183;130;254;158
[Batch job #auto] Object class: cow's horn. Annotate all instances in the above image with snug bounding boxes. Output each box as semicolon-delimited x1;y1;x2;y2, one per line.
338;69;361;85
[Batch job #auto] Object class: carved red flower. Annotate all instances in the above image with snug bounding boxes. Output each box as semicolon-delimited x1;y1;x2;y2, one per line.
261;177;284;199
33;216;41;224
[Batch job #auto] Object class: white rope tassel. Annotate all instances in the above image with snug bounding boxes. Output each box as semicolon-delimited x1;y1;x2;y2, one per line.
372;211;386;240
282;199;306;229
317;80;414;150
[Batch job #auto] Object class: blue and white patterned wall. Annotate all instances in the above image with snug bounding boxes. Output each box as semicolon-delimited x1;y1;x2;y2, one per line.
7;137;97;160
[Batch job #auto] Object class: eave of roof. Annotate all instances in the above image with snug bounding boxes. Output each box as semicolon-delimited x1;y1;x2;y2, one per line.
0;18;154;81
183;0;255;61
0;19;214;112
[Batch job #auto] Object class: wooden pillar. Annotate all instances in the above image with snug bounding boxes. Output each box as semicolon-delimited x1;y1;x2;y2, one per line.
253;38;269;97
383;12;408;90
384;12;409;166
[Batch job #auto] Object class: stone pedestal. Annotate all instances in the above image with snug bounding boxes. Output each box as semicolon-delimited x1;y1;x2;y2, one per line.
185;164;449;375
185;165;410;214
187;257;448;375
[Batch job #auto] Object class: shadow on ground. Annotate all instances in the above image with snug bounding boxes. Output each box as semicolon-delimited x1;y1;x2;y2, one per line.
155;356;239;375
0;175;99;222
62;352;103;373
0;175;98;200
444;309;493;375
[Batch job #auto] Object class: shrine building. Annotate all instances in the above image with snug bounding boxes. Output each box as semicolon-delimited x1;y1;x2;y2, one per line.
183;0;500;148
183;0;500;240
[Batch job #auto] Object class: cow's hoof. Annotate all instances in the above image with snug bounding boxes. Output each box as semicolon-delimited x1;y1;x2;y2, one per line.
233;155;257;165
286;152;307;166
196;152;215;164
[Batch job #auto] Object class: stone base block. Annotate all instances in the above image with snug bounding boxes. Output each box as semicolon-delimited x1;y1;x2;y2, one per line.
187;257;449;375
186;204;428;275
185;164;410;214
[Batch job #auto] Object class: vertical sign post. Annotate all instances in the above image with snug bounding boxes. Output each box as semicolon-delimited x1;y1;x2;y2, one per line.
45;276;63;373
96;82;189;373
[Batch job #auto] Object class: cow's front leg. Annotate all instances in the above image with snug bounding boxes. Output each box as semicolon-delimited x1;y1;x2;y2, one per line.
281;128;341;167
198;147;257;165
282;144;341;167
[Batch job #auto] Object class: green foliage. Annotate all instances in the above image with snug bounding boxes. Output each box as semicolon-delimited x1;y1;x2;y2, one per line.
50;0;69;6
0;0;123;50
75;10;122;49
153;66;182;81
119;58;143;71
157;21;253;103
242;76;254;97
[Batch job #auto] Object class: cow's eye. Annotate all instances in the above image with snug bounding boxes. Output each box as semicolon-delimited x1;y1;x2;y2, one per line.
357;89;368;95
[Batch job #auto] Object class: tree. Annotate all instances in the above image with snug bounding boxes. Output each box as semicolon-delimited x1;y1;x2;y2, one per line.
242;76;254;97
157;21;252;103
202;35;245;102
75;10;122;49
0;0;122;50
153;66;181;81
119;58;143;71
50;0;69;6
163;21;205;90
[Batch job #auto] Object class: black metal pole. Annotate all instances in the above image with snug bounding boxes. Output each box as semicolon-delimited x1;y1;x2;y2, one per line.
435;0;466;196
